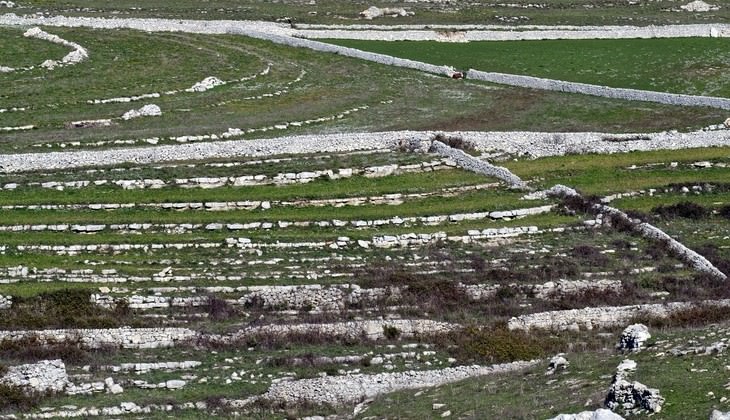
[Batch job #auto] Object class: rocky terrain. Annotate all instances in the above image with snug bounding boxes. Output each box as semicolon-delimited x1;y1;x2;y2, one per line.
0;3;729;419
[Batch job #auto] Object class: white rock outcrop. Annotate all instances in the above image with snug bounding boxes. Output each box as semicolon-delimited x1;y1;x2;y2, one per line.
121;104;162;120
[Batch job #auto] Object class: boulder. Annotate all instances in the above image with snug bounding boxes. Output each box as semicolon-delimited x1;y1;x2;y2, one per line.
360;6;411;19
122;104;162;120
617;324;651;351
546;354;569;375
711;410;730;420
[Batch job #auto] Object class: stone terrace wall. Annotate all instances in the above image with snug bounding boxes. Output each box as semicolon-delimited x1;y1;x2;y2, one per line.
0;327;196;349
508;299;730;331
468;69;730;110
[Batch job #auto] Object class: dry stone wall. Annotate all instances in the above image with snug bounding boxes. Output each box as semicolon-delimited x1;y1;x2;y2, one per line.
3;129;728;173
507;299;730;331
468;69;730;110
251;361;540;407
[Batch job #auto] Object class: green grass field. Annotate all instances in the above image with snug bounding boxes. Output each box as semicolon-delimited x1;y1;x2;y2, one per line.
9;0;730;25
328;38;730;97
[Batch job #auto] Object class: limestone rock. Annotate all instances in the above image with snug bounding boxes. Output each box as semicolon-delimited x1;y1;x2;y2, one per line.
1;360;70;394
187;76;225;92
680;0;719;11
546;354;569;375
360;6;411;19
711;410;730;420
617;324;651;351
548;409;625;420
122;104;162;120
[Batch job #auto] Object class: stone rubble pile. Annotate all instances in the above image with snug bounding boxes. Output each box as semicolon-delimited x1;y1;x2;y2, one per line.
604;359;664;414
0;295;11;309
247;361;539;407
545;354;569;375
0;360;70;394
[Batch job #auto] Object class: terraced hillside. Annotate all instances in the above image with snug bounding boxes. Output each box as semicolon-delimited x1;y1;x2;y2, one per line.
1;3;730;420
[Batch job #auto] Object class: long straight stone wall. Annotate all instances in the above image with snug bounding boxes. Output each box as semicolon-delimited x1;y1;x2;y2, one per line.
468;69;730;110
293;24;730;41
2;129;729;173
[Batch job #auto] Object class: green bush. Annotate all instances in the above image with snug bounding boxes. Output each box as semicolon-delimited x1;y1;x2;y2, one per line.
433;326;563;364
0;289;141;329
0;383;44;413
383;325;401;340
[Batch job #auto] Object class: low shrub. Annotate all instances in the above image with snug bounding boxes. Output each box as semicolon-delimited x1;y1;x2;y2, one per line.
382;325;401;340
635;304;730;329
432;325;562;364
0;384;45;413
571;244;610;267
719;205;730;220
0;289;141;330
0;336;115;364
205;295;238;321
652;201;710;220
432;133;477;154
